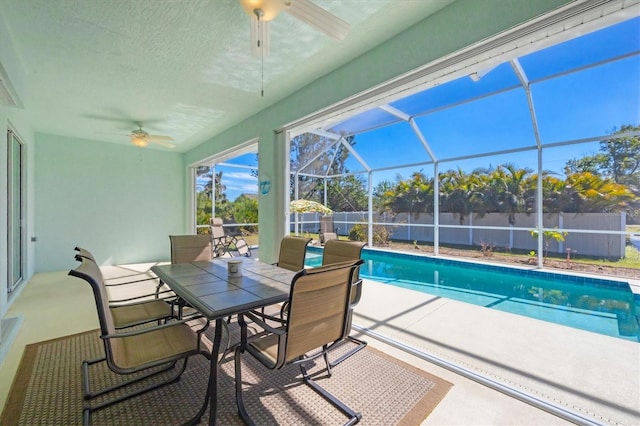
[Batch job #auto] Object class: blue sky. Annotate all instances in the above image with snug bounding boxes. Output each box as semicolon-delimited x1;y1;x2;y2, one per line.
206;17;639;201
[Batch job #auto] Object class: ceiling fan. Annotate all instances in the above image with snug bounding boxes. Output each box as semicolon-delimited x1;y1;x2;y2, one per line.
128;123;175;148
239;0;350;57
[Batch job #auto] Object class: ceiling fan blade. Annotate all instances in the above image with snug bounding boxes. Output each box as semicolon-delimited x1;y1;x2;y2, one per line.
147;134;174;142
284;0;350;41
149;139;176;148
250;18;270;57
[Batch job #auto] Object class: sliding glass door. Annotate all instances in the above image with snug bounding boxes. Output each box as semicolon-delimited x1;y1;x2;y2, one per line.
7;129;24;293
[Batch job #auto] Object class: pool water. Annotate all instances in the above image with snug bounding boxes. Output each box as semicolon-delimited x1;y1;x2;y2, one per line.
306;247;640;342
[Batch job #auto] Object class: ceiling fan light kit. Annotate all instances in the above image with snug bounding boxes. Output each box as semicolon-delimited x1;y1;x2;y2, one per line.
128;123;175;149
131;135;149;148
240;0;351;56
239;0;285;22
239;0;351;97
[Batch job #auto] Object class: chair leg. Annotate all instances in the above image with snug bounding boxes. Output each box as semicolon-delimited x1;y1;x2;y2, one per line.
300;362;362;425
323;345;333;377
328;335;367;368
234;345;255;426
329;310;367;368
82;357;180;400
82;356;189;424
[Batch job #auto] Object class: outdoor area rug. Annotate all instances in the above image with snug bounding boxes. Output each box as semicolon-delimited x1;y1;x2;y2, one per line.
1;323;452;425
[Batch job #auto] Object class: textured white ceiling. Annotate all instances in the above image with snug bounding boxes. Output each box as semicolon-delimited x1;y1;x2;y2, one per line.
0;0;454;151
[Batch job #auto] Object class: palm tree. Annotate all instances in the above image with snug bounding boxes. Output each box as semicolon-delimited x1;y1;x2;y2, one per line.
487;164;534;225
383;171;434;217
439;168;482;224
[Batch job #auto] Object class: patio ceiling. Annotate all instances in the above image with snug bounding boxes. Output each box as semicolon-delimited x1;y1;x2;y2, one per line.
295;13;640;177
0;0;455;152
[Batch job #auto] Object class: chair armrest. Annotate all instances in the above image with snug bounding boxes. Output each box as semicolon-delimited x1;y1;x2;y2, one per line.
103;276;158;287
246;308;286;325
243;311;286;335
108;290;175;305
109;297;173;308
349;278;363;307
102;317;203;339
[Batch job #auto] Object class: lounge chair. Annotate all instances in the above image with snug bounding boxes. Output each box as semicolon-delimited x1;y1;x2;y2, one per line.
210;217;251;257
68;256;211;425
234;259;364;425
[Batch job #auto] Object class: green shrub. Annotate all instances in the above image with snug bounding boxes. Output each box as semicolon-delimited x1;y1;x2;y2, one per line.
349;223;392;246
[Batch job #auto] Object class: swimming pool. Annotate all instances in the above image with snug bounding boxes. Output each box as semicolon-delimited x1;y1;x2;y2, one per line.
306;247;640;342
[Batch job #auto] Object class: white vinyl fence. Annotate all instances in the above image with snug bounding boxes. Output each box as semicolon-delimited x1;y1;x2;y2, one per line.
291;211;626;259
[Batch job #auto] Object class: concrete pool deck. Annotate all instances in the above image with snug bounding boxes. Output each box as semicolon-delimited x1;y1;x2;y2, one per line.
354;278;640;425
1;258;637;425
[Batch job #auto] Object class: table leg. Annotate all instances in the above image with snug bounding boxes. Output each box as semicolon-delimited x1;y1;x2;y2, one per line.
185;318;222;425
208;318;223;425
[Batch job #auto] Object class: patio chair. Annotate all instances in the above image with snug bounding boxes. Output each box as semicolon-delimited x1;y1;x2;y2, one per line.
275;235;312;272
167;235;215;318
68;256;211;426
318;215;338;245
74;247;176;328
169;234;212;263
74;246;174;303
322;239;367;367
235;259;364;426
210;217;251;257
320;232;338;245
252;235;312;320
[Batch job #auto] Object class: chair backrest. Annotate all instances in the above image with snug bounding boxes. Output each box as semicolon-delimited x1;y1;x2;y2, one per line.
321;232;338;245
69;256;117;340
284;260;362;364
169;235;212;263
210;217;227;240
319;215;334;234
74;246;96;262
322;239;365;278
277;236;312;272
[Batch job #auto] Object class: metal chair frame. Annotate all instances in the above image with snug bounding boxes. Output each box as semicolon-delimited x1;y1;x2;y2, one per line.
69;256;211;425
235;260;364;426
322;240;368;368
210;217;252;258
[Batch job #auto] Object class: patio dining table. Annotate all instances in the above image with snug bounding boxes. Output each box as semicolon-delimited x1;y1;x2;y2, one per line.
151;258;296;425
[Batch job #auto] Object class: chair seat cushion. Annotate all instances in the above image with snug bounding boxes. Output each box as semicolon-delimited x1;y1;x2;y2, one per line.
248;333;281;369
111;323;199;370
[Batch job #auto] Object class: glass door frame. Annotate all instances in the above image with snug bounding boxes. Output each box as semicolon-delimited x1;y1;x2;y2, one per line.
7;128;24;294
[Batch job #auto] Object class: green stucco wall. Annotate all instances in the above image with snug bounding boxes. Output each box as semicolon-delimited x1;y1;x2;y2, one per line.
34;134;186;271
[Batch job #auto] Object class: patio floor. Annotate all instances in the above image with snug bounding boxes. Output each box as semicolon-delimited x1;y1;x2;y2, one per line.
1;258;638;425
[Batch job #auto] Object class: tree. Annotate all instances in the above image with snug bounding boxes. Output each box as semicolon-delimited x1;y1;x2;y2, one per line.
381;171;434;218
326;175;368;211
289;133;367;212
488;164;535;225
290;133;342;202
566;124;640;191
373;179;396;212
560;171;634;213
195;166;214;225
232;195;259;232
439;168;480;224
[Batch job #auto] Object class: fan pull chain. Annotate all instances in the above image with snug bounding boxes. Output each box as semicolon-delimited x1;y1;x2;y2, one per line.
255;9;265;97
